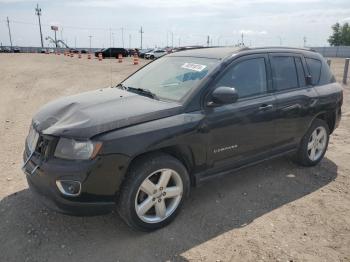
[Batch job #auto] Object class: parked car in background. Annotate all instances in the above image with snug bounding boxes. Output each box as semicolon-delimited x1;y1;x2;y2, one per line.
69;49;79;54
1;47;12;53
13;47;21;53
128;48;139;57
139;48;153;58
94;48;128;58
22;47;342;231
145;49;167;59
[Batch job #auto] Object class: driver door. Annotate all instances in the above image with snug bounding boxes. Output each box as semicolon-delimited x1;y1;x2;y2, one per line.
205;54;278;169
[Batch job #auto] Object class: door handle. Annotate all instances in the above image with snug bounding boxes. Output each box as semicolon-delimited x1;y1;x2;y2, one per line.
259;104;273;111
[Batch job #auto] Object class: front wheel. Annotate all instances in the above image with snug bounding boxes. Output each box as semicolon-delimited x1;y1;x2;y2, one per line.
295;118;330;166
117;153;190;231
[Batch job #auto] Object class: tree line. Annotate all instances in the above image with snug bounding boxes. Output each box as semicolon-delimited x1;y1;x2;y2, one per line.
328;22;350;46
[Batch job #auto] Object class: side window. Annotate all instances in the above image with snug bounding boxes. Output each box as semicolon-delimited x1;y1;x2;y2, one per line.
215;58;267;98
271;56;298;91
305;58;322;85
295;57;306;87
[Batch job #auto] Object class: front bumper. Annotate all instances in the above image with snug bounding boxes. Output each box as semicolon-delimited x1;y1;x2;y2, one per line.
23;150;130;216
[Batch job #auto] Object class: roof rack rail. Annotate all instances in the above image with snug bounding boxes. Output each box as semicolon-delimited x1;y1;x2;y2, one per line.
245;46;316;52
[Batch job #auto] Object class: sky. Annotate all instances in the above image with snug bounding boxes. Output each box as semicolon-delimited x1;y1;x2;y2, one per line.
0;0;350;49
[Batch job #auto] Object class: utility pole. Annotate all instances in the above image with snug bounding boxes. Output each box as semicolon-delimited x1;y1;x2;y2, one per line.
166;31;168;47
171;32;174;48
129;34;131;49
74;36;77;48
278;36;282;46
241;33;244;46
35;3;44;48
303;36;307;47
121;27;124;48
88;35;93;53
139;26;144;49
207;35;210;46
6;17;13;50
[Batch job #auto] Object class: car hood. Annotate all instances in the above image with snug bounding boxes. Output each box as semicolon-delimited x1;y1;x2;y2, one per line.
32;88;182;139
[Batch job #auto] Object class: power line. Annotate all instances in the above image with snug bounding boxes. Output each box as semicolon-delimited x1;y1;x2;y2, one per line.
35;3;44;48
6;17;13;49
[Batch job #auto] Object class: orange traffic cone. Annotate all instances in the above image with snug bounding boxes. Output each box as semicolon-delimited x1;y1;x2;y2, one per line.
133;54;139;65
87;53;91;59
118;53;123;63
98;53;103;61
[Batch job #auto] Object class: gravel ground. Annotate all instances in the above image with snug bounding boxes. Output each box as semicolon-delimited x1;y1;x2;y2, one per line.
0;54;349;262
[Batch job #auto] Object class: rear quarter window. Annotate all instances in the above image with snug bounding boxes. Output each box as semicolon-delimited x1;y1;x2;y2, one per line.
271;56;299;91
305;58;321;85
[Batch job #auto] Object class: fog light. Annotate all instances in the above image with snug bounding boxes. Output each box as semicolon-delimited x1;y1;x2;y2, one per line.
56;180;81;197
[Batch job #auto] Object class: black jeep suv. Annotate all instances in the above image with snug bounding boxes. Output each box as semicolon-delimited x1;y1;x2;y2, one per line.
23;47;342;231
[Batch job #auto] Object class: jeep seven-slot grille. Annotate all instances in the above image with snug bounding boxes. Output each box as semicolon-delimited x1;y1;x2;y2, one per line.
32;135;56;161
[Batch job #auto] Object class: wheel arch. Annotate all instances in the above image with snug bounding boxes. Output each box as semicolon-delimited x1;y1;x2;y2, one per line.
314;110;336;134
124;145;196;187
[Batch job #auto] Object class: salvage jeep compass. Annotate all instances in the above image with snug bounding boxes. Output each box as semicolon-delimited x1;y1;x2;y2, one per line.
23;47;342;231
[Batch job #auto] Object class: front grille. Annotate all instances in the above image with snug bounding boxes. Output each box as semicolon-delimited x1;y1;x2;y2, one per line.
36;136;50;160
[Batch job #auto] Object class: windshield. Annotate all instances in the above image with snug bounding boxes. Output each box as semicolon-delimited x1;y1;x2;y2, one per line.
122;56;219;101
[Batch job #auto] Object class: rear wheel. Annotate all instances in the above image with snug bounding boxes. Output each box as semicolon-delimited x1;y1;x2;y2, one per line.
117;153;190;231
295;118;329;166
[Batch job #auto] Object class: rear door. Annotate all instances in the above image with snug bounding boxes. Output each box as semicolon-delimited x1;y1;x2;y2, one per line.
270;53;319;152
205;54;278;169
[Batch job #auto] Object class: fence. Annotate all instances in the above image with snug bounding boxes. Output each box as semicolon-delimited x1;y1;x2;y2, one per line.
0;46;101;53
311;46;350;58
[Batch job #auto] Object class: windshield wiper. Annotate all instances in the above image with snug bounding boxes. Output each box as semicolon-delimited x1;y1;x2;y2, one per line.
116;84;158;100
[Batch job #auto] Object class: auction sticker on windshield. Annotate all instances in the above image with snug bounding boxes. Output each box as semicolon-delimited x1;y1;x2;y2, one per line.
181;63;207;72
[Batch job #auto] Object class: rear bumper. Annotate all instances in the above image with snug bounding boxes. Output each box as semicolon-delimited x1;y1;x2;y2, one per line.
23;151;130;216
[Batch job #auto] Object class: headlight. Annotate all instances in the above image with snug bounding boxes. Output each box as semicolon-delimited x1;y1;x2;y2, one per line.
54;138;102;160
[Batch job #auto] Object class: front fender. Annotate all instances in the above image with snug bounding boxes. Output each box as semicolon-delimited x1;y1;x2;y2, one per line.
96;112;207;168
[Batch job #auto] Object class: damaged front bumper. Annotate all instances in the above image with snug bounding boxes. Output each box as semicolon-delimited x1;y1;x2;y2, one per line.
22;143;130;216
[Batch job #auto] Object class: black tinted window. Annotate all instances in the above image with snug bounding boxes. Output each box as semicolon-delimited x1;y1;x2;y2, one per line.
295;57;306;87
306;58;321;85
271;56;298;90
216;58;267;98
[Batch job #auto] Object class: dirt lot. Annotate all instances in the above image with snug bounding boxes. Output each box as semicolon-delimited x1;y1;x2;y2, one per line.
0;54;349;262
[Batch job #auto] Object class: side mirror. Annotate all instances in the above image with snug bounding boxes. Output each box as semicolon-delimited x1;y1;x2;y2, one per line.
208;86;238;107
305;75;313;86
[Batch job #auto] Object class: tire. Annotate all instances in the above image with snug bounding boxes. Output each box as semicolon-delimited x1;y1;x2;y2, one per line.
150;55;155;60
117;153;190;231
295;118;330;167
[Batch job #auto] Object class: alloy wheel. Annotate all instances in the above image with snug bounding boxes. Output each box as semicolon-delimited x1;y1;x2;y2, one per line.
307;126;327;161
135;168;183;223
